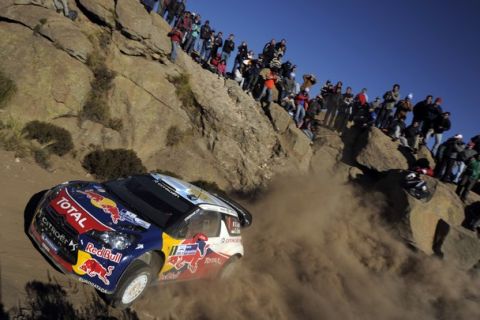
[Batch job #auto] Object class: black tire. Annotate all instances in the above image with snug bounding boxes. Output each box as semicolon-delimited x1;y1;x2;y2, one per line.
106;260;154;309
218;255;241;280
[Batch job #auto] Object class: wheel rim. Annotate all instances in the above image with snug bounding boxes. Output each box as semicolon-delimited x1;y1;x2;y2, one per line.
121;274;149;305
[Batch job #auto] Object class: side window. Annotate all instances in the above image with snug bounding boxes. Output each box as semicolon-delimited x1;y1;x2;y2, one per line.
185;210;221;238
225;215;241;236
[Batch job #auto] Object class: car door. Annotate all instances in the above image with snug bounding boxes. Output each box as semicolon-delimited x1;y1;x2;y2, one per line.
159;210;226;281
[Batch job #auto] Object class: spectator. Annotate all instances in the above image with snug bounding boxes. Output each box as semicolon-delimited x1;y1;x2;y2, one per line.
262;39;276;66
323;86;343;128
53;0;70;17
294;88;310;128
233;65;245;87
321;80;333;99
281;94;296;115
275;39;287;58
430;112;451;155
166;0;179;26
217;60;226;77
200;30;215;61
184;14;201;54
301;117;315;141
159;0;170;17
422;97;443;139
351;88;369;120
175;10;191;33
456;154;480;201
168;27;184;62
306;95;322;120
389;114;407;142
412;95;433;127
371;97;382;114
281;72;296;101
435;134;464;181
232;41;248;74
221;34;235;65
353;103;376;129
334;87;354;132
256;68;278;105
211;32;223;62
470;135;480;153
376;84;401;128
394;93;414;119
245;57;262;95
281;61;295;78
173;0;186;27
400;121;421;152
198;20;211;56
454;142;478;183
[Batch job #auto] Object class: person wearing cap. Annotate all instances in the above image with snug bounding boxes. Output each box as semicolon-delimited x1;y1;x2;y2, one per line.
456;154;480;202
351;88;369;121
376;84;401;128
431;111;451;155
434;134;465;181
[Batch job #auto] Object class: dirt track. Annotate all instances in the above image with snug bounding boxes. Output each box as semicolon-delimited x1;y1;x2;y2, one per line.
2;150;480;320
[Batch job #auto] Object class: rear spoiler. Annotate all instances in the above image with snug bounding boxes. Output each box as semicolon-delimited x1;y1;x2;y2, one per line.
214;194;253;228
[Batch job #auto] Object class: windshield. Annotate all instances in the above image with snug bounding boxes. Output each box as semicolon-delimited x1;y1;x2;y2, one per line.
103;175;195;229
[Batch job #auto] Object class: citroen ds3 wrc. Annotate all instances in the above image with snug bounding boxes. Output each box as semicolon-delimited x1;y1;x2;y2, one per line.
28;173;252;308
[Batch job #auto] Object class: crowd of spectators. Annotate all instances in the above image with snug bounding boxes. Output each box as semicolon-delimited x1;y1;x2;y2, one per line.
140;0;479;201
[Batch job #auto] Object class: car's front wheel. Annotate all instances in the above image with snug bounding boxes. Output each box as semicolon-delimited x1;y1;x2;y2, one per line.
107;260;154;309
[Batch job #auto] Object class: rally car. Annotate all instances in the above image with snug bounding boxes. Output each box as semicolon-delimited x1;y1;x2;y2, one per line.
28;173;252;308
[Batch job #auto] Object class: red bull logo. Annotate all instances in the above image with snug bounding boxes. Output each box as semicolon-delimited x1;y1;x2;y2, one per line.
79;190;121;224
79;258;114;285
167;242;209;274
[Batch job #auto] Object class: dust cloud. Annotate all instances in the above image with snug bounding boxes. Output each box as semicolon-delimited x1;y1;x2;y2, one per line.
135;174;480;320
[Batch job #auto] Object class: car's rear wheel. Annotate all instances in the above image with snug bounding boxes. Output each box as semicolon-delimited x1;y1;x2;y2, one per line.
107;260;154;309
219;255;240;280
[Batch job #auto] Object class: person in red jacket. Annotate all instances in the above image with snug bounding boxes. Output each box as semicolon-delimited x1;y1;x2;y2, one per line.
168;27;183;62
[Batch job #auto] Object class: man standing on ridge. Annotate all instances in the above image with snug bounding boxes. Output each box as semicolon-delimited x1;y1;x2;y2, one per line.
422;97;444;146
412;95;433;127
221;34;235;65
211;31;223;62
456;154;480;202
376;84;400;128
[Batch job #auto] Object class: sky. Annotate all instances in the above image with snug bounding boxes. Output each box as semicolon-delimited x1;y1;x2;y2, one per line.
184;0;479;141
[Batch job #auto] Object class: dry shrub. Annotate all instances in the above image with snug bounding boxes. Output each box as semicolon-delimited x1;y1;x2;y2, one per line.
0;70;17;108
22;121;74;156
169;73;195;107
166;126;183;146
82;149;146;180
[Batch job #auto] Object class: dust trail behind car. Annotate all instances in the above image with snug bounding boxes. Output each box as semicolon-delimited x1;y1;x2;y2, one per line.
135;173;480;320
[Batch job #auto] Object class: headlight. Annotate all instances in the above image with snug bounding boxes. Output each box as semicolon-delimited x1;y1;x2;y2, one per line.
87;230;136;250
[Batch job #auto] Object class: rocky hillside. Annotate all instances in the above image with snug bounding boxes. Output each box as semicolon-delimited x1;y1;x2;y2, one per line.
1;0;480;272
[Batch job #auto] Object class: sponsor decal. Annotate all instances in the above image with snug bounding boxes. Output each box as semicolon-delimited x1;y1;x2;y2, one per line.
167;242;209;273
78;278;109;293
68;240;78;252
85;242;122;263
204;257;222;265
79;258;114;285
221;237;242;244
159;272;180;281
39;215;68;246
226;216;241;235
50;189;111;233
78;190;150;229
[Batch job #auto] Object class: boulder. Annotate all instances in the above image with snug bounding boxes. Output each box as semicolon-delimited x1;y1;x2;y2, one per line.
115;0;152;40
355;127;410;172
0;22;92;120
377;170;467;255
78;0;116;27
433;221;480;270
0;4;93;62
416;144;436;168
269;103;293;134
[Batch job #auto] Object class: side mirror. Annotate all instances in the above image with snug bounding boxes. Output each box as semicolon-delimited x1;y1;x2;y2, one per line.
193;233;208;242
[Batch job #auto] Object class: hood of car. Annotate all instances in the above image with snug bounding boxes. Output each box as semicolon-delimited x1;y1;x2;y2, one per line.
48;182;155;235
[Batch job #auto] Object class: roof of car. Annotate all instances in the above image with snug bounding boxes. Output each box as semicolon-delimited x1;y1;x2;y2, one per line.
150;173;238;217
